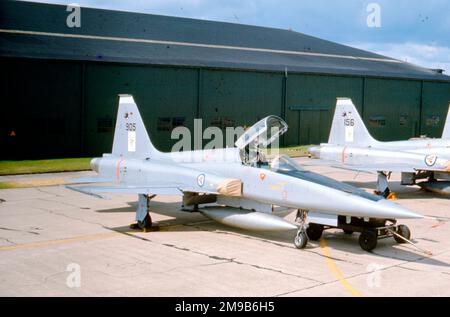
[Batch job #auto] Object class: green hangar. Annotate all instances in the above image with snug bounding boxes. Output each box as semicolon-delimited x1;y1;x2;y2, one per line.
1;0;450;159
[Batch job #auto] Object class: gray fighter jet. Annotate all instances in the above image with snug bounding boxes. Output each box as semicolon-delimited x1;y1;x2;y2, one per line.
309;98;450;196
68;95;423;252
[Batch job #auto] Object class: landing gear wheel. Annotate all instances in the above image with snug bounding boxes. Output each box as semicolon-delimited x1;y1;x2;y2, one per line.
394;225;411;244
343;230;354;235
306;224;324;241
138;213;152;230
294;231;308;249
359;229;378;252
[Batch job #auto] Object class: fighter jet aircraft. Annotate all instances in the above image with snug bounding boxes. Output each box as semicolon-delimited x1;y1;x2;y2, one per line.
308;98;450;196
68;95;423;252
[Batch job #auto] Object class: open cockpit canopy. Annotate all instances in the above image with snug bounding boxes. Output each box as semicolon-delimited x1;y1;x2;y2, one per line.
235;116;288;149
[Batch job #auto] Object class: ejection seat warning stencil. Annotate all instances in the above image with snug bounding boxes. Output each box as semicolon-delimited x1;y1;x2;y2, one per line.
345;126;354;143
128;131;136;152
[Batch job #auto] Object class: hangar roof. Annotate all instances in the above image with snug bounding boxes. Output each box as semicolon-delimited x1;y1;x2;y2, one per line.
1;0;449;82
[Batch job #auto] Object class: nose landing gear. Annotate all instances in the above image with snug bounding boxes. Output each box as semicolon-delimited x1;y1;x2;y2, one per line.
294;210;309;249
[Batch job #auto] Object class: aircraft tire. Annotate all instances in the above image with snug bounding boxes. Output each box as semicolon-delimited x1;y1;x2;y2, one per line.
359;229;378;252
306;224;324;241
294;231;308;249
394;225;411;244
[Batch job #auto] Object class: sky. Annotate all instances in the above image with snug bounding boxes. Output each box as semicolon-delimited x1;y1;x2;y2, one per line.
27;0;450;73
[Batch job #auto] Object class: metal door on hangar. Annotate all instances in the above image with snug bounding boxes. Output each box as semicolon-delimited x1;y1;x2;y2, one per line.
290;106;331;145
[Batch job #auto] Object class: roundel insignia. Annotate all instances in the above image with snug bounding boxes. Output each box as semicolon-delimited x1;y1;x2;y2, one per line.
425;154;438;167
197;174;206;187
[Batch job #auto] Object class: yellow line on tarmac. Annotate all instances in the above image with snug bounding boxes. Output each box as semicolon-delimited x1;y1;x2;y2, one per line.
319;238;363;297
0;232;119;251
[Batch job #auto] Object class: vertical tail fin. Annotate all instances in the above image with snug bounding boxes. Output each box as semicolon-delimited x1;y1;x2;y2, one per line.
328;98;377;146
112;95;160;158
442;103;450;139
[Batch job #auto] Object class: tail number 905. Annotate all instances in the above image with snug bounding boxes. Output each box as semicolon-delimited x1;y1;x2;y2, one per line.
126;123;136;131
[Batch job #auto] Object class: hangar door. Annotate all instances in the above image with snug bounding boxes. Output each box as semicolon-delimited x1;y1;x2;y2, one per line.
289;106;330;145
284;74;364;146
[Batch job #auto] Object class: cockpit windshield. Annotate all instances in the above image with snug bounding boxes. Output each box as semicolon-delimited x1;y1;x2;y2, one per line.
269;155;305;172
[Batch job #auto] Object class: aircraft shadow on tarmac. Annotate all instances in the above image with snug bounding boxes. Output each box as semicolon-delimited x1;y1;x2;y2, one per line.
96;201;450;268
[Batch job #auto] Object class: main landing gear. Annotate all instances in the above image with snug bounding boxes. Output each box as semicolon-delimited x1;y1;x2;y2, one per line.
130;194;159;232
375;172;397;200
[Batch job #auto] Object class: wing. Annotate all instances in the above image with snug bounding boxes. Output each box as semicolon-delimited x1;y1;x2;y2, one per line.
66;181;217;198
303;159;433;174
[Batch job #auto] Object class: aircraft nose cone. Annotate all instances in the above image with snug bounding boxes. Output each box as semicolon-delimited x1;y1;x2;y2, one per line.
376;200;423;219
308;146;321;158
90;158;101;172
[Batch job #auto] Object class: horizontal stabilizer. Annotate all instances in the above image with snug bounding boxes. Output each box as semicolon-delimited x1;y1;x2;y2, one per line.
65;185;110;199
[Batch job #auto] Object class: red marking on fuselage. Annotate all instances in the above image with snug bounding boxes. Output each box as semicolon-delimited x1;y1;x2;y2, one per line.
341;145;348;163
116;158;124;182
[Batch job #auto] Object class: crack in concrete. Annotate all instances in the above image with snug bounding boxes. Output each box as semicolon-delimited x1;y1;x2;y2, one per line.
36;188;65;198
397;266;422;272
112;229;322;284
0;226;40;235
273;243;450;296
278;248;450;296
0;237;17;245
33;205;105;228
274;282;327;297
185;223;363;266
38;197;91;211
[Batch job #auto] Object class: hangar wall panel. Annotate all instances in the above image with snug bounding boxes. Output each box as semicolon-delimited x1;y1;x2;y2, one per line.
363;79;422;141
1;58;82;159
421;82;450;137
200;70;283;147
83;64;198;155
284;75;364;145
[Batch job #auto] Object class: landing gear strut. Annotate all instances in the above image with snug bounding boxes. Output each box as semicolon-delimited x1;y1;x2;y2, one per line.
294;210;309;249
137;213;152;230
130;194;159;232
375;172;397;199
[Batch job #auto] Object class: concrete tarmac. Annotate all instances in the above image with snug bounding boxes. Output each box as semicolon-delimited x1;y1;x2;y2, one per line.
0;158;449;296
